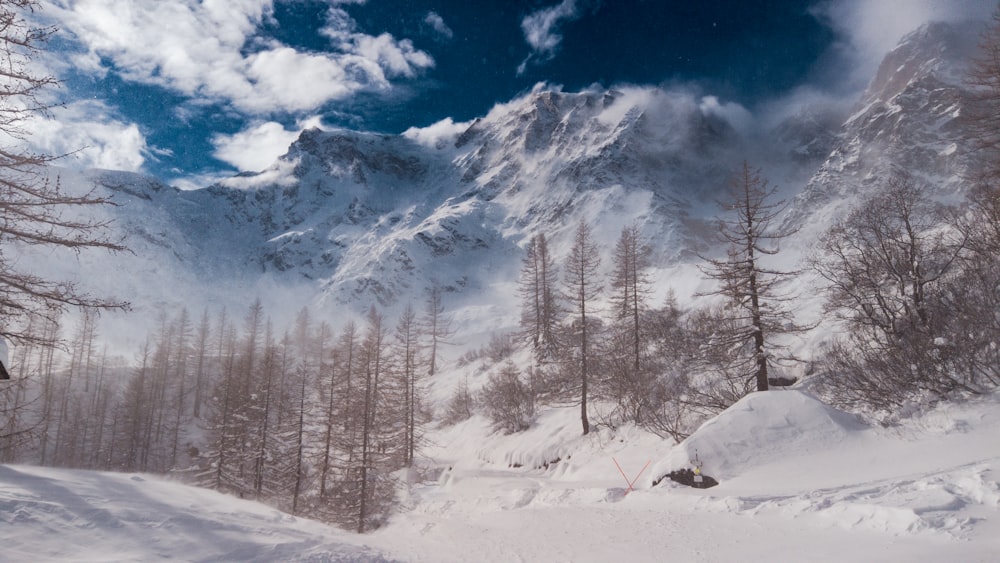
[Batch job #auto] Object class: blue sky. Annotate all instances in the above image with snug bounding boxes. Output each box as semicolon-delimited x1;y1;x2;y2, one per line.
28;0;994;188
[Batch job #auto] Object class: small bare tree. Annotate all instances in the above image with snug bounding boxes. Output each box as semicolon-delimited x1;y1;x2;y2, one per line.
421;286;453;376
480;361;534;434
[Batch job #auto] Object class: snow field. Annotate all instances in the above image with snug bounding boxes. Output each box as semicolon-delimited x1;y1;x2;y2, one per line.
2;390;998;562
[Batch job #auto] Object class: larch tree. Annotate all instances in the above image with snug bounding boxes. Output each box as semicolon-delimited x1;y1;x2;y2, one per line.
393;303;422;466
357;306;389;533
421;286;453;376
518;233;561;362
562;221;602;435
606;224;654;423
699;161;803;395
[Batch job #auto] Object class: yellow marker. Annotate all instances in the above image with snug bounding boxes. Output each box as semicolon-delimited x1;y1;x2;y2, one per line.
694;467;701;475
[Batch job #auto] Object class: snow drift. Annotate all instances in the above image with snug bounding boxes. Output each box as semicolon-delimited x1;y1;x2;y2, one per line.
652;389;867;483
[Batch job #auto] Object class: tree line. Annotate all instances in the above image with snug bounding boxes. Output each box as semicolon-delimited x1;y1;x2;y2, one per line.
471;161;1000;437
0;295;451;533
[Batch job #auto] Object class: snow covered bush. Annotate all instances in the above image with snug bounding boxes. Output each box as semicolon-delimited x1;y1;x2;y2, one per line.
479;362;535;433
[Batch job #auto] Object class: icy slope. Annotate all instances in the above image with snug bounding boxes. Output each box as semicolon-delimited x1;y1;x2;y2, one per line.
789;19;984;243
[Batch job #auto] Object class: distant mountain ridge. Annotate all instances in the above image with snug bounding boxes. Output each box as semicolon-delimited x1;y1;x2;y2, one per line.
62;18;987;331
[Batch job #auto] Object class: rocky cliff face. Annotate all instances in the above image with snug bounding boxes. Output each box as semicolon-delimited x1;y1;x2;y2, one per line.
788;20;983;239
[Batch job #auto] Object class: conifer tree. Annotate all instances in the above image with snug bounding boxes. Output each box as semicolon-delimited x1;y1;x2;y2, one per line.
607;224;654;423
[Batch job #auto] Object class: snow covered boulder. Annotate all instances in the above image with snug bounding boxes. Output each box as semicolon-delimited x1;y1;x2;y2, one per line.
653;389;866;486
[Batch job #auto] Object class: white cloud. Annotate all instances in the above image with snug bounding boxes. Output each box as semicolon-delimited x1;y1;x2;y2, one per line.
425;11;453;40
22;101;147;171
521;0;580;56
402;117;471;148
517;0;583;75
321;8;434;80
44;0;434;114
212;116;325;172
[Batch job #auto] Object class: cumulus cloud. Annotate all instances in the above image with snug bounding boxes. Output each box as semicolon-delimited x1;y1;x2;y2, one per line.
517;0;583;75
45;0;434;114
22;101;148;171
212;116;326;172
424;11;453;40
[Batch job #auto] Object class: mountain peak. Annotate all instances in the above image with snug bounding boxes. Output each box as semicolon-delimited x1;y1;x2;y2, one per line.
860;19;982;108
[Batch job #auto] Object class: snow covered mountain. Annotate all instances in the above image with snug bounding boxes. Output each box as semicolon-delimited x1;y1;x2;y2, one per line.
77;85;772;324
789;20;983;237
53;18;986;338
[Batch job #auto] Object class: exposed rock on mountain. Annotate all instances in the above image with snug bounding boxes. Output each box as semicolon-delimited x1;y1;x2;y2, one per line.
789;19;984;238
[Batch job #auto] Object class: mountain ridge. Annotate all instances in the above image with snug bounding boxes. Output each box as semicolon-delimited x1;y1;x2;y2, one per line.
44;18;986;339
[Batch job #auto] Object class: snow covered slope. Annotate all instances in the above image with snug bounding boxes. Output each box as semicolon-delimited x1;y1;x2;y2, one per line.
3;389;998;562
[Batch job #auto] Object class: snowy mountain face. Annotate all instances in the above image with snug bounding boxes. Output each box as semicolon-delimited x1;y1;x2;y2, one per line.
789;20;984;237
76;86;780;322
53;19;984;332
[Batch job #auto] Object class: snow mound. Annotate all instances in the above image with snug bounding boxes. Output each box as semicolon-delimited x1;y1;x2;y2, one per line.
653;390;867;482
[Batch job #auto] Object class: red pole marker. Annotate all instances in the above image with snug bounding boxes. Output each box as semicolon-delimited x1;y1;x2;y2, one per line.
613;457;651;496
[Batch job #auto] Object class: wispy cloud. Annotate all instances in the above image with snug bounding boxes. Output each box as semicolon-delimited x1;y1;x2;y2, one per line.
402;117;470;148
45;0;434;114
424;11;453;41
517;0;583;75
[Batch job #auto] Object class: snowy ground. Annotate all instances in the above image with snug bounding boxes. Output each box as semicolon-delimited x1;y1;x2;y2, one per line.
2;389;999;562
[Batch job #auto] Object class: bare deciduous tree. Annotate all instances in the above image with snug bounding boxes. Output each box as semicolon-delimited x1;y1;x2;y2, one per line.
813;176;966;409
0;0;127;348
698;162;804;396
562;221;602;435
